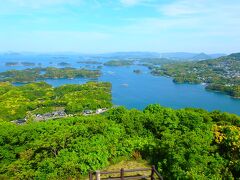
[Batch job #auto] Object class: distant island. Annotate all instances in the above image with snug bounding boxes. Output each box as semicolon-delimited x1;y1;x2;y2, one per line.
77;60;102;64
21;62;35;66
139;58;176;65
133;69;142;74
151;53;240;98
57;62;71;67
5;62;19;66
104;60;133;66
0;67;101;83
5;62;35;66
53;56;68;59
138;58;177;70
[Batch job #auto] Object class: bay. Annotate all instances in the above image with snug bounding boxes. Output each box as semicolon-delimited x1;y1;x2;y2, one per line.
0;54;239;114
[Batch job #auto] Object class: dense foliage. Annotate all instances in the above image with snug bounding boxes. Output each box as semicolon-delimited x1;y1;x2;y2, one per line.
151;53;240;98
0;81;112;121
0;67;101;83
43;67;100;79
0;116;143;179
0;103;240;179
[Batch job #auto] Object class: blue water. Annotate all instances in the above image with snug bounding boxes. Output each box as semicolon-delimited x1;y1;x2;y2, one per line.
0;54;239;115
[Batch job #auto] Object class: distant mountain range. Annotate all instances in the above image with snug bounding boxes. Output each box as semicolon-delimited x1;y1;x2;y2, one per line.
98;52;226;60
1;51;226;61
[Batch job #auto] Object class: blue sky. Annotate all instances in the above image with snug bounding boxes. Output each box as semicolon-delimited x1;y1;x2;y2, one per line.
0;0;239;53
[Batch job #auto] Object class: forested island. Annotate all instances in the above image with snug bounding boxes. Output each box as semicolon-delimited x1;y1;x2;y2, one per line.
77;60;102;64
139;58;176;66
151;53;240;98
0;67;101;83
21;62;35;66
5;62;36;66
57;62;71;67
5;62;19;66
0;81;112;121
104;60;133;66
133;69;142;74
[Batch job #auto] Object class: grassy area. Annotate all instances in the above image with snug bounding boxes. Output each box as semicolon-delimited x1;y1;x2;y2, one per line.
103;159;150;171
84;159;151;180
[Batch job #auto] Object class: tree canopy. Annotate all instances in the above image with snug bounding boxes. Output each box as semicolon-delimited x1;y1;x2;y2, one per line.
0;104;239;179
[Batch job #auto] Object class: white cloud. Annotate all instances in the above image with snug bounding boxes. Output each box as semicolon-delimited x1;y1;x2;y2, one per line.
159;0;205;16
150;0;240;35
158;0;240;17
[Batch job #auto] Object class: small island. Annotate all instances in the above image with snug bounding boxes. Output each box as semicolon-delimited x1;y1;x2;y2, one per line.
139;58;175;65
104;60;133;66
133;69;142;74
5;62;19;66
57;62;71;67
0;67;101;83
43;67;100;79
5;62;36;67
21;62;36;66
77;60;102;64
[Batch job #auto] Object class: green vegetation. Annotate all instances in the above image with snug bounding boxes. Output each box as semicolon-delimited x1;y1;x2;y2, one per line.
0;104;239;179
151;53;240;98
0;68;41;83
104;60;133;66
0;81;112;121
43;67;100;79
0;67;101;83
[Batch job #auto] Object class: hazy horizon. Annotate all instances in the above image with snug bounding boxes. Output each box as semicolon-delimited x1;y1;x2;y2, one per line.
0;51;229;56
